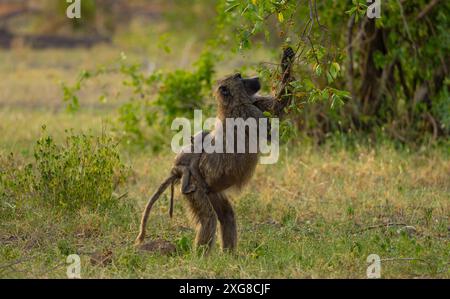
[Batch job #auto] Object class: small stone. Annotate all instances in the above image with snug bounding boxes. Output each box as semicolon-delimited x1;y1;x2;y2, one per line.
397;226;417;237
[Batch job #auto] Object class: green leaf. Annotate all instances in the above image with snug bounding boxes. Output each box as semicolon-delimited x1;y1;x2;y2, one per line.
315;64;323;76
331;62;341;77
326;71;334;84
225;3;240;13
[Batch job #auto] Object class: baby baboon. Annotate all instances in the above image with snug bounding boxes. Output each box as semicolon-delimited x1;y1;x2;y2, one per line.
136;47;296;251
169;130;211;217
177;130;211;195
135;131;210;245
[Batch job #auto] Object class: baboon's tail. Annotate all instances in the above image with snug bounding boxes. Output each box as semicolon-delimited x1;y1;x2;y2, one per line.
135;175;177;245
169;180;175;218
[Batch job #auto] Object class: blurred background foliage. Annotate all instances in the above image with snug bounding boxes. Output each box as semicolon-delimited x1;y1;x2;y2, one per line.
0;0;448;148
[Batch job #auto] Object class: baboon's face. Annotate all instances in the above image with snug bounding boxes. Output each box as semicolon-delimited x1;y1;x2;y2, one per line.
216;73;261;108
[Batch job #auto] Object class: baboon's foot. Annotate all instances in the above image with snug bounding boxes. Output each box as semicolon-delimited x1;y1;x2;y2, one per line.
195;243;215;257
134;234;145;246
182;184;196;194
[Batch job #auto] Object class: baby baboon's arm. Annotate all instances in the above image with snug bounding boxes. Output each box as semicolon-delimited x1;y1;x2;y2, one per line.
188;156;211;193
180;166;195;194
179;161;210;194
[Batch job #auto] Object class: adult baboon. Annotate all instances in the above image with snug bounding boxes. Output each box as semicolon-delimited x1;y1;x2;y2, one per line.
136;47;295;251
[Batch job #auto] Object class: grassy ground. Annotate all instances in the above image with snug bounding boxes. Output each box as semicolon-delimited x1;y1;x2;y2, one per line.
0;39;449;278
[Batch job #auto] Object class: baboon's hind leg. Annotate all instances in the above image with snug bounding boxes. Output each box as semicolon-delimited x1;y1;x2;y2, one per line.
209;192;237;251
185;189;217;253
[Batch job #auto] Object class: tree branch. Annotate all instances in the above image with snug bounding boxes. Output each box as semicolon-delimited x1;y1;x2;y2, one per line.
416;0;440;21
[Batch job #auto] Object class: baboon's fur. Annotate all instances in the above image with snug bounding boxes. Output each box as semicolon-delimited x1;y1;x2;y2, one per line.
176;131;212;194
136;130;210;240
136;47;295;251
168;130;211;217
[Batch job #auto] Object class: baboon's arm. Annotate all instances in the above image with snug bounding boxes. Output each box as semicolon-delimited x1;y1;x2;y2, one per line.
252;46;296;119
252;90;293;119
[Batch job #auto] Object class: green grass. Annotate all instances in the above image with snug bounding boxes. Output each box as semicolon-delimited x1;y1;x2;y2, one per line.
0;38;449;279
1;132;448;278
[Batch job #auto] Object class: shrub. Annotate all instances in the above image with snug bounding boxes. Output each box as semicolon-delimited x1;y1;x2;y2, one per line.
0;129;129;214
61;51;216;149
33;129;129;211
0;154;34;219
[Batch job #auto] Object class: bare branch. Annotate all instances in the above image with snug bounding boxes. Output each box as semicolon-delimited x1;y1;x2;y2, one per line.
347;14;356;98
356;222;408;233
416;0;440;21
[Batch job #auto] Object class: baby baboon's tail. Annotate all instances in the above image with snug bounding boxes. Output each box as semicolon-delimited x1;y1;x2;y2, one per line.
135;175;177;245
169;180;175;218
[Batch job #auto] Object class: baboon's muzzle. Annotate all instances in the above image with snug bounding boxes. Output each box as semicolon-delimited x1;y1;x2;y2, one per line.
242;77;261;96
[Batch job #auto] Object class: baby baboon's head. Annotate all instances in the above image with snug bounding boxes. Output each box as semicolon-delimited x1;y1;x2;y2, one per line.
215;73;261;112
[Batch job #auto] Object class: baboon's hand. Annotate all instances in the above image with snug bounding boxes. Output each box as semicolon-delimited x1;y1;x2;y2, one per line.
203;183;212;194
281;46;295;73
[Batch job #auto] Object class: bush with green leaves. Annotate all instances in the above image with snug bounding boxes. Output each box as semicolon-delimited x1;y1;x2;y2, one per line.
33;129;129;211
216;0;450;143
0;154;35;219
62;0;449;145
62;52;216;149
0;129;129;215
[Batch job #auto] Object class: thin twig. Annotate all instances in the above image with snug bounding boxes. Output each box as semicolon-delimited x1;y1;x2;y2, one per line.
396;0;417;57
347;14;355;98
306;0;315;37
357;222;408;233
36;261;67;278
380;257;430;265
117;191;128;200
416;0;440;21
307;36;320;66
0;255;37;271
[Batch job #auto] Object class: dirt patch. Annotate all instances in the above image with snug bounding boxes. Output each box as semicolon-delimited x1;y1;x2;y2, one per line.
137;239;176;255
90;250;113;267
0;235;19;245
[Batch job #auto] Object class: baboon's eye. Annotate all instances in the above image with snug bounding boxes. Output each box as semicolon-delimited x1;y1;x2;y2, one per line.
219;86;231;97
